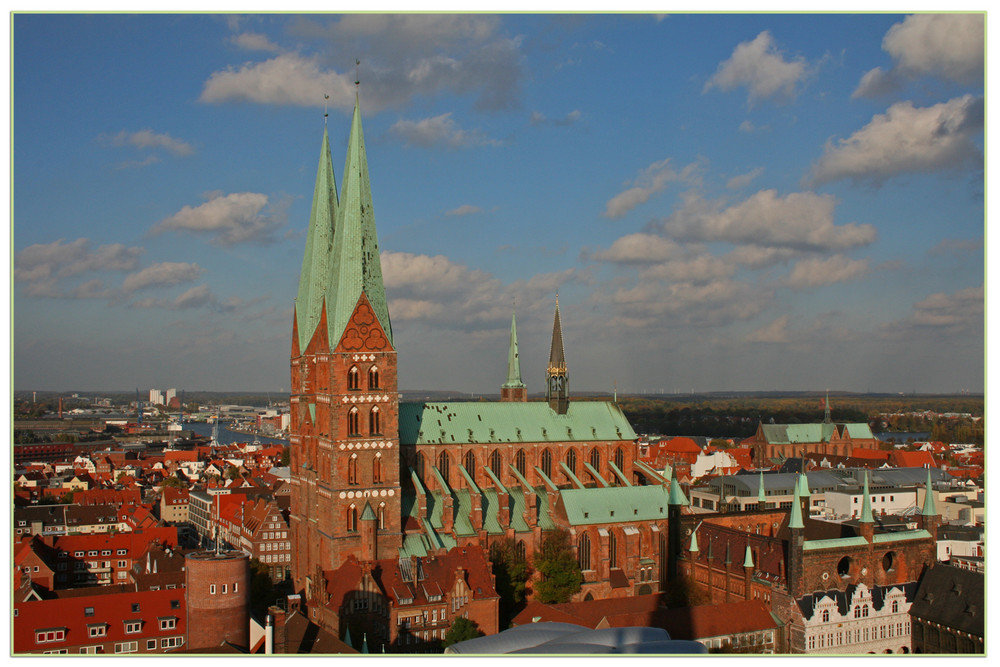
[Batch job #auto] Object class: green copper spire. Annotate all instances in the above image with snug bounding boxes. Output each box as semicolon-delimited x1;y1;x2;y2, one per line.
689;528;700;553
295;126;338;352
668;469;689;507
798;472;811;499
788;477;804;530
859;470;874;523
743;544;755;569
502;307;525;389
757;471;766;506
921;468;937;516
361;501;376;521
327;93;392;347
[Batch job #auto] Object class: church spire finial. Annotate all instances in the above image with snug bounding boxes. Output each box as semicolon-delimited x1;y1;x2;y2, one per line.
823;389;831;423
546;294;568;413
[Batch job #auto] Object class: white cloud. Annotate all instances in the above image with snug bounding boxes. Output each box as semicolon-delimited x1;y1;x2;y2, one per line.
748;315;790;343
882;14;984;83
605;277;773;328
446;204;482;217
204;15;525;112
781;254;870;288
809;95;984;187
530;109;582;126
230;32;281;52
880;285;983;339
122;262;203;293
586;233;684;264
603;158;700;219
726;167;764;190
704;31;808;105
387;113;500;149
200;53;356;109
657;189;877;252
151;192;288;245
851;66;904;99
14;238;145;296
105;129;195;156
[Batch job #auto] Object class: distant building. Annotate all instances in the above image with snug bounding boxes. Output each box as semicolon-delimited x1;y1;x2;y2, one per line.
908;563;983;653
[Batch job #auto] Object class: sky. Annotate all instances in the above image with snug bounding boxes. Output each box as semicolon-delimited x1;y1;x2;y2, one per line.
9;10;987;396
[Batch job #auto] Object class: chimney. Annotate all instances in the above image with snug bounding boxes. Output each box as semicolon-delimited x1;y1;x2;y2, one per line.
265;614;273;654
269;606;287;654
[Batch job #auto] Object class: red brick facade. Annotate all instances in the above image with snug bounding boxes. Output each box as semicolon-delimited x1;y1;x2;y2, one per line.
184;551;250;651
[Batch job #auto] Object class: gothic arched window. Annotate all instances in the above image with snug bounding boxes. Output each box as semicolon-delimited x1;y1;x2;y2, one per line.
589;447;601;472
578;532;592;571
438;451;450;487
377;503;386;530
515;449;526;476
464;451;475;482
609;530;618;569
490;449;502;481
565;448;577;475
414;452;425;478
369;406;381;435
348;366;360;391
373;453;382;484
541;449;553;479
348;454;358;485
368;366;380;390
614;447;625;472
347;505;358;532
348;408;360;436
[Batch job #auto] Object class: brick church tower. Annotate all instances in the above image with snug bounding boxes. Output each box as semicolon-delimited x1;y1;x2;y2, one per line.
289;94;403;603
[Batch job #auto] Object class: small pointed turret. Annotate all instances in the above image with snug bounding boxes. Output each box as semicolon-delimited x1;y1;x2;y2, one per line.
326;93;392;347
546;294;569;413
501;305;527;402
295;125;338;352
921;468;937;517
668;469;690;507
743;544;755;569
757;471;767;508
859;470;874;523
823;390;832;423
689;528;700;553
788;477;804;530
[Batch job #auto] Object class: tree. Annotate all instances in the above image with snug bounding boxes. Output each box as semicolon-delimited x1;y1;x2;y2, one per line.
490;539;531;627
442;617;482;648
224;466;243;481
160;475;186;489
280;446;291;467
532;529;583;604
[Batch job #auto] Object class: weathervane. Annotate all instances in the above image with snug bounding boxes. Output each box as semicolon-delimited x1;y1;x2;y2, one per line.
355;58;361;89
324;94;329;124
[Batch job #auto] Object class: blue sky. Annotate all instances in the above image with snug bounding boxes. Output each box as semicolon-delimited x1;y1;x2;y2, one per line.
11;12;985;395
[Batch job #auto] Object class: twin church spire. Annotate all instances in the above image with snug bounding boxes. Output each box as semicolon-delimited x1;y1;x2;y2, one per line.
500;295;570;413
294;94;392;354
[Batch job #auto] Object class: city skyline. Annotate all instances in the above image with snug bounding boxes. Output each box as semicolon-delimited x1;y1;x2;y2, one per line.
12;12;985;395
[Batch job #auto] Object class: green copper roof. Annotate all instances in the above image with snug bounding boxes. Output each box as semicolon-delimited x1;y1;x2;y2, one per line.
559;485;669;526
803;536;869;551
743;544;754;568
398;400;637;446
759;421;875;444
689;528;699;553
788;485;804;529
667;470;689;507
872;530;933;543
502;309;525;389
295;126;338;352
360;501;376;521
921;468;937;516
757;472;766;503
326;94;392;348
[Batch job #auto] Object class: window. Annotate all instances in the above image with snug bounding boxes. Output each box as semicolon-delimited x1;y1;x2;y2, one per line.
84;607;95;617
159;618;177;630
348;408;360;436
347;505;358;532
541;449;552;479
490;450;502;480
822;609;829;622
578;532;592;570
438;451;450;486
614;447;625;472
348;366;360;390
368;366;380;389
115;641;138;654
565;449;577;475
464;451;476;481
222;584;228;594
348;455;359;485
35;629;66;643
377;503;386;530
373;454;382;484
147;640;157;651
161;637;184;649
609;531;618;568
210;584;216;594
515;449;526;476
88;625;107;638
369;407;381;435
589;448;601;472
125;621;142;634
101;550;111;556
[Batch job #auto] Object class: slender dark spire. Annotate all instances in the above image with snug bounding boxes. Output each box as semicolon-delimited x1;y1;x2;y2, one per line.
823;389;832;423
546;294;568;413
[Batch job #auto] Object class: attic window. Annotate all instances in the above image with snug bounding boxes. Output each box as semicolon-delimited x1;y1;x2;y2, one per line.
84;607;95;617
583;512;589;518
